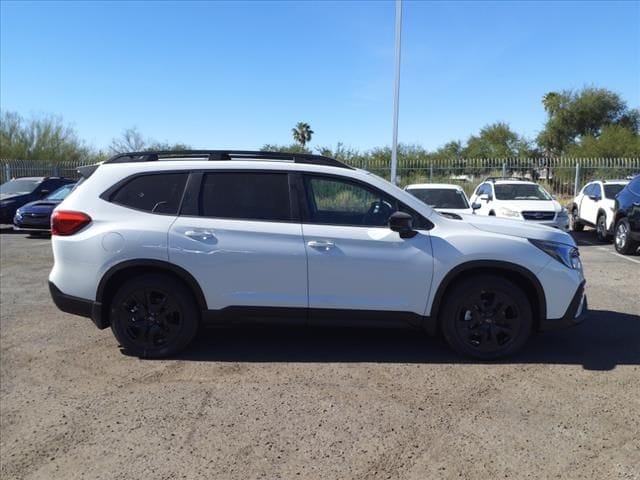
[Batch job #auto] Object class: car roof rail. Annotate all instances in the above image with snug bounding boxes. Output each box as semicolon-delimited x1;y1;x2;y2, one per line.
484;176;529;182
104;150;354;170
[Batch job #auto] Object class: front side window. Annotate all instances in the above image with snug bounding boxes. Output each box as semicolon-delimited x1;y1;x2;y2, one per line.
494;183;552;201
110;173;188;214
304;176;396;227
409;188;470;209
199;172;291;221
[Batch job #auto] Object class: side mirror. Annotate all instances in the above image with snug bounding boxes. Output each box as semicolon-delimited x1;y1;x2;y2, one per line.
588;195;601;201
472;203;481;211
389;211;417;239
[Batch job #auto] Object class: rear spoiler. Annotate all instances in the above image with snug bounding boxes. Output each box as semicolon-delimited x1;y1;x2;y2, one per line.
77;163;102;179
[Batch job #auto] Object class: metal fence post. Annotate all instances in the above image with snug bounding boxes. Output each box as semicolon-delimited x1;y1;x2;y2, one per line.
574;162;580;196
502;162;506;178
429;163;433;182
4;163;10;183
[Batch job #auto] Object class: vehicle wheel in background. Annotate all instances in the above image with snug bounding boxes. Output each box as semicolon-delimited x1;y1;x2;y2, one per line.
596;214;610;242
614;218;639;255
570;208;584;232
440;275;532;360
110;274;199;358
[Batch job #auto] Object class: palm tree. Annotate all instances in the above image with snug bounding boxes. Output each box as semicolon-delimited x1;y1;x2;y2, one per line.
291;122;314;147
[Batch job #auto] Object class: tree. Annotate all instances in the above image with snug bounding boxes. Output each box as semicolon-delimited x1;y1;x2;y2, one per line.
291;122;314;147
0;111;93;162
566;125;640;157
261;143;311;154
537;87;640;155
109;127;190;154
463;122;534;158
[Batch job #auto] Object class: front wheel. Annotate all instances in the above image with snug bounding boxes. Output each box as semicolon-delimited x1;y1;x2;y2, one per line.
596;214;610;243
440;276;533;360
570;208;584;232
110;274;199;358
614;218;640;255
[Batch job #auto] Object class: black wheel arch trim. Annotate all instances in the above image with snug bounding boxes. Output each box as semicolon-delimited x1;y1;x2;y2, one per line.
429;260;547;328
95;259;208;328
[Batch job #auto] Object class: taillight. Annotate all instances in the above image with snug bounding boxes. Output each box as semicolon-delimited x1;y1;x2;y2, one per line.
51;210;92;236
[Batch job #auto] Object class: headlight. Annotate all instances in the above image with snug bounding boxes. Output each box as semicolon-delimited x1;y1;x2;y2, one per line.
497;206;521;218
14;211;22;221
529;239;582;270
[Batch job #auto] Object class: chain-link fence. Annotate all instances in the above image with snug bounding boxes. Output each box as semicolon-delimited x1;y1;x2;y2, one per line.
3;157;639;204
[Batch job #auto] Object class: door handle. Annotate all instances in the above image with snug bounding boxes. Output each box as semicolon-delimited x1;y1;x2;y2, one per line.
184;229;216;241
307;240;335;250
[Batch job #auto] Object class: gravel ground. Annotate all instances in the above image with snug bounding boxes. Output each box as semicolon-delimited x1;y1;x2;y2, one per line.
1;227;639;480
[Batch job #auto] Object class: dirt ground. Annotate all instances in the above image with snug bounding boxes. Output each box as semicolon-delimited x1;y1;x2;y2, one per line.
0;228;639;480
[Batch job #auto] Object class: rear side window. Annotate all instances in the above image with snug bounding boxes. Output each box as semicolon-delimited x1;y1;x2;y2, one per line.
199;172;291;221
110;173;188;214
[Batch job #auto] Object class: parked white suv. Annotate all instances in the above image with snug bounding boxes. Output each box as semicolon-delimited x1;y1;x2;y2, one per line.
469;178;569;231
404;183;473;215
49;151;587;360
570;180;629;242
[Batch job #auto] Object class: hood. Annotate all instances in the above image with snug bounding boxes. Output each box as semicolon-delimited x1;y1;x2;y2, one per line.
435;207;473;215
17;199;61;212
0;193;29;202
498;199;561;212
464;214;575;245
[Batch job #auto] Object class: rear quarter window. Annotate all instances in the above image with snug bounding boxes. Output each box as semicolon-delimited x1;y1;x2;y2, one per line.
108;173;188;214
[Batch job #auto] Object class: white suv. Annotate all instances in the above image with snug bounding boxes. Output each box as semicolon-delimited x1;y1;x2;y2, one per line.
49;151;587;360
469;178;569;231
570;180;629;242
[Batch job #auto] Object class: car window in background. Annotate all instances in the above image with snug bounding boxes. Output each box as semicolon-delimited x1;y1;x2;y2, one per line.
46;184;75;201
604;184;626;199
409;189;469;209
494;184;552;201
0;178;40;195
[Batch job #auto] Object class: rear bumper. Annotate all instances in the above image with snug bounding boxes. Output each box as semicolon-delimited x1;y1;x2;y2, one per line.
539;281;587;331
49;282;107;329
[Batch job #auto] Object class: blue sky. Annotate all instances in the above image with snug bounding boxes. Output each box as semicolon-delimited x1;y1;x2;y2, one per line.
1;0;638;152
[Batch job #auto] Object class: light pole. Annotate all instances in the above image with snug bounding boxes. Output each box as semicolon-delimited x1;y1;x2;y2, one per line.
390;0;402;185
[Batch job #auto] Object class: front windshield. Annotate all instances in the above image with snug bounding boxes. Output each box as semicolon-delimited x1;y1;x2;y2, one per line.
604;184;626;199
494;183;552;201
0;178;40;195
408;188;470;209
46;184;74;201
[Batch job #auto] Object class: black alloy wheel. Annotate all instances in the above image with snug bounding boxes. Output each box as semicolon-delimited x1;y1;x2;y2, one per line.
596;214;609;242
570;208;584;232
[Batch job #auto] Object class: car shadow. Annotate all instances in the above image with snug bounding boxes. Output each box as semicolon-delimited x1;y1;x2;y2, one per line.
570;230;640;254
172;309;639;371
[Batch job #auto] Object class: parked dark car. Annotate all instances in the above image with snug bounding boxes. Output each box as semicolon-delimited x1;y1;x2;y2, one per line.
13;182;77;233
613;175;640;254
0;177;75;224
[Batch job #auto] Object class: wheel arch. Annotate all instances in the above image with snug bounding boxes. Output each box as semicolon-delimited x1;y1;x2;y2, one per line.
430;261;547;331
95;260;208;328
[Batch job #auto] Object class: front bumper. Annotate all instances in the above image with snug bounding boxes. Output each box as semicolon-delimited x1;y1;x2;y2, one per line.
539;280;587;331
49;282;108;329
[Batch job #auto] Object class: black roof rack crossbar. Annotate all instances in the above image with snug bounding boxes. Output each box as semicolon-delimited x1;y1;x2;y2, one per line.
105;150;353;169
484;176;529;182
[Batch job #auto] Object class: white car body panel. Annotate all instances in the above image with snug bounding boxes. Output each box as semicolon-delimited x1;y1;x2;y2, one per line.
573;180;627;231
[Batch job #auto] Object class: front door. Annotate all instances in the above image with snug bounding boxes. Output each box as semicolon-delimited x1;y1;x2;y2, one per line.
300;174;434;316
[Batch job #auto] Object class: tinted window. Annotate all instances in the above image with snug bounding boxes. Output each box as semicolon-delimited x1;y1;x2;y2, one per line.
110;173;188;214
304;176;396;227
604;184;626;199
199;172;291;221
494;183;551;201
408;188;469;209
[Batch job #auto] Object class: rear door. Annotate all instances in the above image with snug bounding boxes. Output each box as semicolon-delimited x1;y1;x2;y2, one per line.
299;174;433;317
168;171;308;312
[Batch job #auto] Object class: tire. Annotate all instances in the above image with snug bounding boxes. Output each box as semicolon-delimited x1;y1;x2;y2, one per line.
614;218;640;255
110;273;199;358
570;208;584;232
595;213;610;243
440;275;533;360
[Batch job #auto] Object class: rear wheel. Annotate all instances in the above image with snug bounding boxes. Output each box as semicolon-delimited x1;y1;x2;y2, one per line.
614;218;640;255
570;208;584;232
596;214;610;242
440;276;533;360
110;274;199;358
